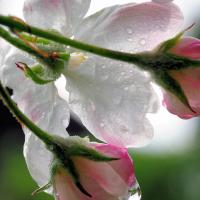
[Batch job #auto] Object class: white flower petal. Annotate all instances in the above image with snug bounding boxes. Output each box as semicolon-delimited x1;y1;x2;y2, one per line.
75;2;183;52
0;0;24;17
0;49;70;187
23;0;91;36
0;39;10;65
67;56;158;147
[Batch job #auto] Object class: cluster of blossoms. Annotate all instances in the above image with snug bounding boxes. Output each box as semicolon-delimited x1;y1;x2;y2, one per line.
0;0;200;200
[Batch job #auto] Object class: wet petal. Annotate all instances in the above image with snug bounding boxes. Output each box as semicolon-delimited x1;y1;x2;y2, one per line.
170;37;200;59
23;0;91;36
0;49;70;187
75;157;127;197
75;1;183;52
54;167;117;200
163;91;197;119
164;67;200;118
0;0;24;17
93;143;135;187
0;39;10;65
67;56;158;147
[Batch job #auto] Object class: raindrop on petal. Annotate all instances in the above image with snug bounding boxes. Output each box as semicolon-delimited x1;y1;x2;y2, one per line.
139;39;146;46
100;122;105;127
126;28;133;34
62;115;69;127
127;38;134;42
124;86;129;91
128;180;142;200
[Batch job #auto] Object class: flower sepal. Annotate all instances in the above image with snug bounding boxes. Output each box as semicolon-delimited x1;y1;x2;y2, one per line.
16;62;56;84
50;136;119;163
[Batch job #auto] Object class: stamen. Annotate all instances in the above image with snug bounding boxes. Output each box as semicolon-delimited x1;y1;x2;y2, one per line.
68;52;87;69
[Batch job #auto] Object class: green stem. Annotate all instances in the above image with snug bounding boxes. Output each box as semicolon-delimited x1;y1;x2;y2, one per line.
0;15;144;65
0;81;54;146
0;26;42;58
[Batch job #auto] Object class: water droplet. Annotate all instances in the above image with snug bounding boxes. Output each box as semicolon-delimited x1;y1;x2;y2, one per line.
82;106;86;111
49;145;54;151
39;149;44;156
101;65;106;69
121;72;125;76
62;115;69;127
100;74;109;81
127;38;133;42
126;28;133;34
90;100;96;112
124;86;129;91
113;96;122;105
55;193;60;200
100;123;105;127
128;180;142;200
120;125;129;134
152;0;173;3
139;39;146;46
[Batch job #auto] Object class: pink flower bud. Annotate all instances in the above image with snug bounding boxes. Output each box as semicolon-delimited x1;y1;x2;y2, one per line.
53;143;137;200
163;37;200;118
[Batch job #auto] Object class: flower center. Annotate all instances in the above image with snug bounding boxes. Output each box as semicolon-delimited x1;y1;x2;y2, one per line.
68;52;87;69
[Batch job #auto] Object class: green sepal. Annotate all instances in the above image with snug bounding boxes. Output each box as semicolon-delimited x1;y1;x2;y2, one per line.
16;32;70;85
52;136;119;162
152;70;195;113
157;24;195;53
67;144;119;162
156;32;183;53
17;62;55;84
16;51;69;85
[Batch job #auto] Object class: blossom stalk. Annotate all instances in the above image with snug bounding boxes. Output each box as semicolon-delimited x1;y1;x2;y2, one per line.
1;15;200;73
0;15;144;66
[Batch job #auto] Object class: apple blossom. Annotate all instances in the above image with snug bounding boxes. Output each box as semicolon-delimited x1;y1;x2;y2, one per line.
0;75;138;200
0;0;184;196
162;37;200;118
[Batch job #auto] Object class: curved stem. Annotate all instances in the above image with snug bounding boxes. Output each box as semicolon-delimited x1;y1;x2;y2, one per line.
0;81;54;146
0;15;144;65
0;26;43;58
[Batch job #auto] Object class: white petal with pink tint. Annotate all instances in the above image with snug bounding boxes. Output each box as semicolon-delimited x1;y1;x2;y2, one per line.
23;0;91;36
75;2;183;52
0;48;70;187
66;1;183;147
67;53;158;148
54;167;117;200
93;144;135;187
